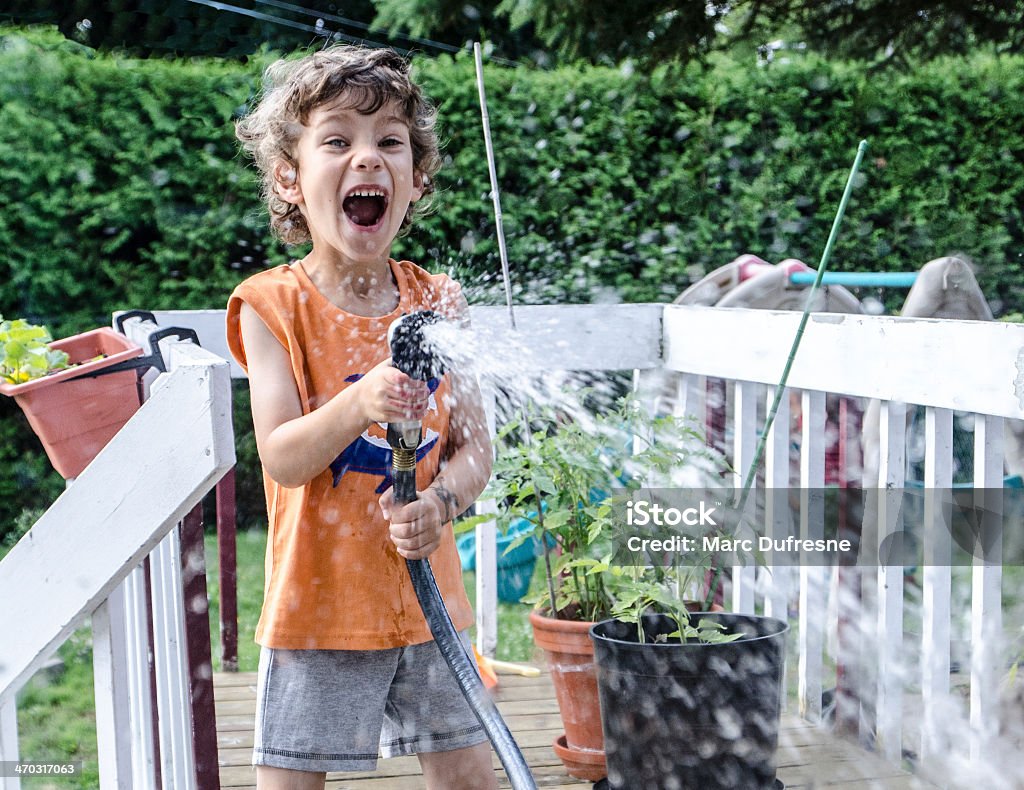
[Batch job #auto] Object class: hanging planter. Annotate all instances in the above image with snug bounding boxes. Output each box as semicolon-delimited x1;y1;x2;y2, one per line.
590;612;788;790
1;326;145;479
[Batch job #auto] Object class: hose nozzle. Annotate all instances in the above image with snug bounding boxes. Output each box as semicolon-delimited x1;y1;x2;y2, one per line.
385;310;448;504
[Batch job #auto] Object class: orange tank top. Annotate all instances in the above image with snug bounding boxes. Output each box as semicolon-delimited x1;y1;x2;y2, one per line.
225;259;474;649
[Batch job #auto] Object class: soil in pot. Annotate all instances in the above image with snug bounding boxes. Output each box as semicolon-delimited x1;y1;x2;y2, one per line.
591;612;788;790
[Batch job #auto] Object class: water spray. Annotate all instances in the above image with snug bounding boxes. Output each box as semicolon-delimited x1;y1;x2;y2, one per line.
386;311;538;790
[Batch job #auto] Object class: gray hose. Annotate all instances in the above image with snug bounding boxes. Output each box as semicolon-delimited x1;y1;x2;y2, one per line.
387;311;536;789
404;551;538;789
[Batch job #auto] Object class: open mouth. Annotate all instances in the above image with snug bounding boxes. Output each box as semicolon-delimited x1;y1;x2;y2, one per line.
343;187;389;227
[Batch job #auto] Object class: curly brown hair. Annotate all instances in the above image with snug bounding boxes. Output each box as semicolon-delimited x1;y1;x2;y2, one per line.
236;46;441;245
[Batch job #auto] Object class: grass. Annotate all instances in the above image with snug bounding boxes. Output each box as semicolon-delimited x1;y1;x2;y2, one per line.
13;630;99;789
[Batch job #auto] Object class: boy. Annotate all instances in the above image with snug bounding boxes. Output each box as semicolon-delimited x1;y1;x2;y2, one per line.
227;46;497;790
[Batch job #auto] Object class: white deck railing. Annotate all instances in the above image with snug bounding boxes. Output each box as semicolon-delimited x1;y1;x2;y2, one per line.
8;303;1017;786
0;318;234;790
468;303;1023;784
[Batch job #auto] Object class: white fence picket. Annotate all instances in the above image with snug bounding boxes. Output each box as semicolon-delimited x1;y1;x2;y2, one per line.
122;565;157;789
971;415;1004;764
92;588;133;789
798;390;826;721
0;697;17;790
920;406;953;765
875;400;907;761
149;529;196;790
672;373;701;425
732;381;758;614
763;387;791;624
475;381;499;659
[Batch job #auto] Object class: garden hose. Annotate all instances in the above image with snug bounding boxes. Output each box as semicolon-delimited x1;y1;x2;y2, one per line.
387;311;538;790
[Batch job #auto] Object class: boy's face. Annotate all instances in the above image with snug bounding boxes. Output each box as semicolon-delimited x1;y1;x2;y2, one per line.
277;95;423;264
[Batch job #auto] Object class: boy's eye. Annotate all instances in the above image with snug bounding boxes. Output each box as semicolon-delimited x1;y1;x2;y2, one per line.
327;138;348;148
380;137;403;147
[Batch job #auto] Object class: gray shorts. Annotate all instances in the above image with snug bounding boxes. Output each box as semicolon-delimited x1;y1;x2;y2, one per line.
252;633;487;773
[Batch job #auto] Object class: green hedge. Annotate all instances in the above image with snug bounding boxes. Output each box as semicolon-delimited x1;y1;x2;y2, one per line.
1;27;1022;534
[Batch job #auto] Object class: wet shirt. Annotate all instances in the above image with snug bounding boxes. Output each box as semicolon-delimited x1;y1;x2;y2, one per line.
226;259;474;649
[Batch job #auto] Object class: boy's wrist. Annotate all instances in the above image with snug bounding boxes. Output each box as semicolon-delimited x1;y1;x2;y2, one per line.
426;481;460;524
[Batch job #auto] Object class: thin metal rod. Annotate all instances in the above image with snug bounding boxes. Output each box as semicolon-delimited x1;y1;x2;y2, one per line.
474;42;517;331
474;42;558;616
736;140;870;513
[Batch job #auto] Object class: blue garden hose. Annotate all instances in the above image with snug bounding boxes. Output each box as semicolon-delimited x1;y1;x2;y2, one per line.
387;311;537;790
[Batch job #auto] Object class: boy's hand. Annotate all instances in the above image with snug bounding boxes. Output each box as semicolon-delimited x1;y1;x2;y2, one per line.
356;358;431;425
380;488;444;560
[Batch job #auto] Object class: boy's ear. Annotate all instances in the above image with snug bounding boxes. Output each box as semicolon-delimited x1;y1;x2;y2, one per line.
410;170;425;203
273;161;302;204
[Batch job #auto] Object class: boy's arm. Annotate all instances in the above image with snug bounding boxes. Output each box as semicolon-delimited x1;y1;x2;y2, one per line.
239;301;430;488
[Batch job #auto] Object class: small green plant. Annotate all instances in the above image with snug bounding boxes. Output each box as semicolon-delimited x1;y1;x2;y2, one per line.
609;564;742;645
486;394;729;632
486;405;620;621
0;315;69;385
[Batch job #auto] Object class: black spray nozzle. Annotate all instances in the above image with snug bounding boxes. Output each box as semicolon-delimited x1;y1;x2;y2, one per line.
387;310;447;382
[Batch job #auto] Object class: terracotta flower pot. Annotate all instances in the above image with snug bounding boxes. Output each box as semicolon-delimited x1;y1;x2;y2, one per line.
529;609;606;781
0;328;143;479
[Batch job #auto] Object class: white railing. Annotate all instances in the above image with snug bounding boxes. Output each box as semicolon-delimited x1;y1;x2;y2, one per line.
659;304;1023;786
145;303;1024;785
0;320;234;790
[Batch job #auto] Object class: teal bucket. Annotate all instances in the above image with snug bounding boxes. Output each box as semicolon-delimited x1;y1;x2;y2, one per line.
457;517;541;603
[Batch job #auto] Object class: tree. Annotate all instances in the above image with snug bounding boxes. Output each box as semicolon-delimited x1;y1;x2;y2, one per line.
747;0;1024;64
0;0;389;58
376;0;1024;66
3;1;1022;66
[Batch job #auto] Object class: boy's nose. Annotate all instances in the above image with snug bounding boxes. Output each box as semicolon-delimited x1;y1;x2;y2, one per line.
352;143;383;170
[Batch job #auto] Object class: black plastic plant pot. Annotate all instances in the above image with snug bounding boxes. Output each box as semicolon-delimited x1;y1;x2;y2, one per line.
590;612;789;790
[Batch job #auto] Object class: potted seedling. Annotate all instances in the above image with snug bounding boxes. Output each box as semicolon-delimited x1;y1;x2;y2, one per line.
486;395;722;781
590;494;789;790
0;315;145;479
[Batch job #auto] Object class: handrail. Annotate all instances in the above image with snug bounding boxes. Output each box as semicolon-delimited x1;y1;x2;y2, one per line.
0;356;234;704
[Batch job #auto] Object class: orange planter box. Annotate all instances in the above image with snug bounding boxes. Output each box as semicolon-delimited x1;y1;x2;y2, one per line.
0;328;144;479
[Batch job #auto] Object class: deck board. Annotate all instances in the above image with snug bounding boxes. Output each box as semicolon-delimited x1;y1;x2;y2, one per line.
215;670;933;789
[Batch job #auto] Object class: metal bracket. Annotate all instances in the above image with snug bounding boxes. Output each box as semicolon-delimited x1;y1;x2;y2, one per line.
69;326;200;381
114;310;158;335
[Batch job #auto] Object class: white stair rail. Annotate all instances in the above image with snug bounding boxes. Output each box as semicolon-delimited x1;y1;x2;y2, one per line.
0;330;234;789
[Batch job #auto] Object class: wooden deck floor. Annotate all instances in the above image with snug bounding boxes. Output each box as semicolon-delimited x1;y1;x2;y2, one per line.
215;669;933;789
